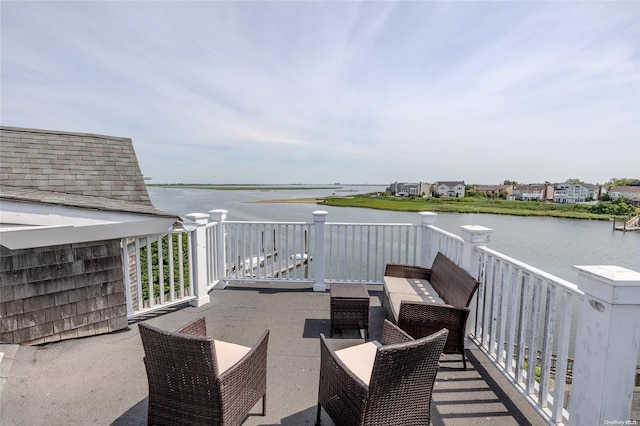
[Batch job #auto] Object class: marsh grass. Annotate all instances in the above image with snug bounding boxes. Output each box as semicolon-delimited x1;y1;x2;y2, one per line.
320;194;630;220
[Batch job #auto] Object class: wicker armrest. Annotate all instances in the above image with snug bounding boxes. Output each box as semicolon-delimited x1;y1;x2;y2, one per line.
317;334;368;425
398;301;470;332
218;329;270;422
380;319;414;346
398;301;471;366
175;316;208;337
384;263;432;280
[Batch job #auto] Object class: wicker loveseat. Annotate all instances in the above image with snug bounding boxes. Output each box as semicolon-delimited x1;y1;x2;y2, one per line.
382;252;479;369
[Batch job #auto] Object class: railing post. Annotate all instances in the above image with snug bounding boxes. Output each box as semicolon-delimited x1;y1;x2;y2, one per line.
313;210;328;292
185;213;210;307
460;225;492;343
209;209;228;289
419;211;437;267
459;225;492;278
569;265;640;425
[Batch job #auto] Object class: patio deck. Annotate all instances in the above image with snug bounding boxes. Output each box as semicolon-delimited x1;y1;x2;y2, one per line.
1;283;551;426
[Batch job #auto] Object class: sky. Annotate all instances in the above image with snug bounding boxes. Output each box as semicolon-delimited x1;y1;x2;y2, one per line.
1;1;639;185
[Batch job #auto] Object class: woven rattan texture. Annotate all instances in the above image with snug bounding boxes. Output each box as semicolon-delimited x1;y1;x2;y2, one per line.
317;323;448;425
330;283;370;338
384;252;479;369
139;316;269;426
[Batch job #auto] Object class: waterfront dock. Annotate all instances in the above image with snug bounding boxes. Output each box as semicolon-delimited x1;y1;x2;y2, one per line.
613;215;640;232
231;252;311;279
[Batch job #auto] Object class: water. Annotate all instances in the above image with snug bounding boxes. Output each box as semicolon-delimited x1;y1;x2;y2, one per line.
147;185;639;284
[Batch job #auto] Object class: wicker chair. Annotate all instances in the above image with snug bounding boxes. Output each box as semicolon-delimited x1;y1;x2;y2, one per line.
316;320;448;426
138;316;269;426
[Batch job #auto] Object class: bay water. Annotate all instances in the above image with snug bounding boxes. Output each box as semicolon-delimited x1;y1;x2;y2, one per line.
147;185;639;284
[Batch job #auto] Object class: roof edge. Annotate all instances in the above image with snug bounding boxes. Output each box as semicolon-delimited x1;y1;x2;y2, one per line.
0;126;131;142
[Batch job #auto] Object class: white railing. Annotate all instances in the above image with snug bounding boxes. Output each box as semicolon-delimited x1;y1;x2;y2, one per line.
122;230;195;318
123;209;640;424
204;219;222;288
324;221;419;283
472;246;584;424
223;220;315;281
220;216;432;285
425;224;464;265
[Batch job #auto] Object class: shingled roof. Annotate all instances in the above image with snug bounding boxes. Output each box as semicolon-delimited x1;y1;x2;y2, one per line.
0;126;172;217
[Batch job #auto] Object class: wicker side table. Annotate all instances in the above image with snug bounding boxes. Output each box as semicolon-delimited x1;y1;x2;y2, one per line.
330;283;370;338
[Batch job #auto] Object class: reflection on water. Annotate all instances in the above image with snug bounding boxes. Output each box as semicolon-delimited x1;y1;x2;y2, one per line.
148;186;639;283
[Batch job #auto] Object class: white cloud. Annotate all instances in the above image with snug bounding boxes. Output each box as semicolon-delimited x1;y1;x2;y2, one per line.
2;1;638;185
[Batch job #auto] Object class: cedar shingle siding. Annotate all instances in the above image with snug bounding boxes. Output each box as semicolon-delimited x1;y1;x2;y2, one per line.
0;240;127;344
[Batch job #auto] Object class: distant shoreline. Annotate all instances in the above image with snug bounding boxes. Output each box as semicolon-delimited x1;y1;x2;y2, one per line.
249;197;325;204
148;184;338;191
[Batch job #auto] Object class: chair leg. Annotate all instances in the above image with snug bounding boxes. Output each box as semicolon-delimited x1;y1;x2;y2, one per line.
462;351;467;370
315;403;322;426
262;394;267;416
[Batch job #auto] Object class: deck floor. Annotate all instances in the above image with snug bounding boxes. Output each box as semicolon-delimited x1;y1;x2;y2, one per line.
1;283;559;425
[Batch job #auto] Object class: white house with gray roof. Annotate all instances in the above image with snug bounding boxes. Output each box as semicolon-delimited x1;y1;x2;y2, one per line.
553;182;601;204
436;181;465;198
608;185;640;207
387;181;433;197
509;184;554;201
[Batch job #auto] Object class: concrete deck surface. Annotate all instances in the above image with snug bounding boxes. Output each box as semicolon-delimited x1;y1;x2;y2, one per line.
0;283;605;425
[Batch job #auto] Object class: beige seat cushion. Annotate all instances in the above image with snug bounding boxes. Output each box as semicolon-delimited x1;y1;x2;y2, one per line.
214;340;251;374
384;276;445;322
387;293;425;322
334;341;382;386
383;276;443;303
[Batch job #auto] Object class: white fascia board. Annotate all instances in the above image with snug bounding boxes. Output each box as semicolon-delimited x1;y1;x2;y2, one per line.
0;201;177;250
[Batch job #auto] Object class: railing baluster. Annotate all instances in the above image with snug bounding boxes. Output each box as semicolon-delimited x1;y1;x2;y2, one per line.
526;277;543;395
146;237;154;308
552;289;573;422
481;254;495;348
497;262;510;364
489;258;501;356
168;234;174;302
538;283;556;409
505;266;520;375
178;233;184;298
516;272;531;384
187;230;194;295
135;238;143;311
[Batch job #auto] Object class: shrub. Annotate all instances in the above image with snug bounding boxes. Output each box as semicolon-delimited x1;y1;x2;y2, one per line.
139;233;190;300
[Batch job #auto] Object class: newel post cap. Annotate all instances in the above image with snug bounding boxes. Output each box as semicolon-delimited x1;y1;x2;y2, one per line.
460;225;493;244
209;209;227;221
574;265;640;304
185;213;209;224
313;210;328;222
419;211;437;225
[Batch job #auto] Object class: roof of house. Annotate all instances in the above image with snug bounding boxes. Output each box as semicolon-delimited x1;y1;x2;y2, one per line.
514;184;548;191
475;185;512;191
0;127;178;249
437;181;465;187
609;186;640;194
0;126;173;217
556;182;599;190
